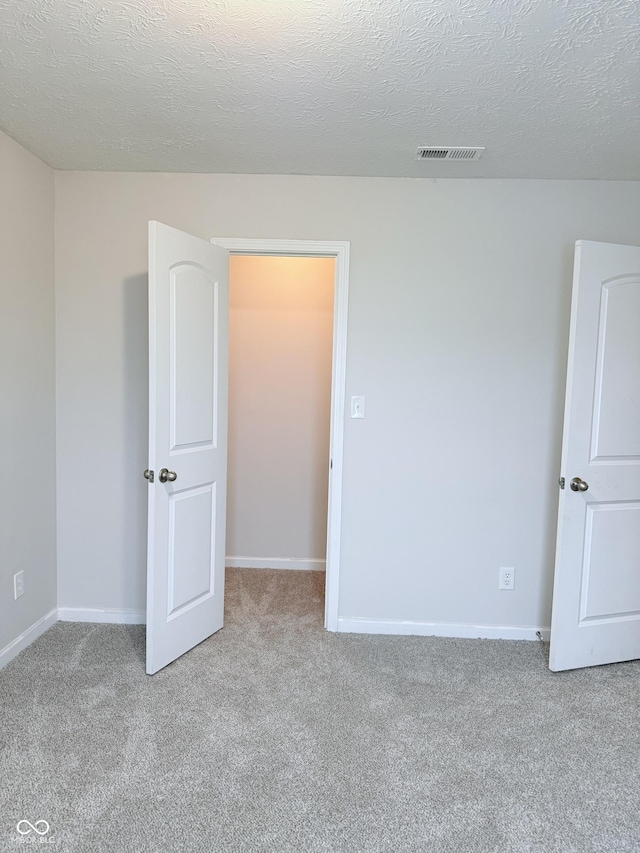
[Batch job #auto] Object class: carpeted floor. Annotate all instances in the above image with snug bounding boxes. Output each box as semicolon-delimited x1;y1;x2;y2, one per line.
1;568;639;852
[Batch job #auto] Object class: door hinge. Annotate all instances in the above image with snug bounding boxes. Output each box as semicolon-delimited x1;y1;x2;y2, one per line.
558;476;565;489
144;469;155;483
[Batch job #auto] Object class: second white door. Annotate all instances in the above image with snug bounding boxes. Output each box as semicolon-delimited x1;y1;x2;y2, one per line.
550;240;640;672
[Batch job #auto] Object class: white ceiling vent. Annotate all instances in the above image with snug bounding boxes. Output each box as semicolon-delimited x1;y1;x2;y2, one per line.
415;146;485;161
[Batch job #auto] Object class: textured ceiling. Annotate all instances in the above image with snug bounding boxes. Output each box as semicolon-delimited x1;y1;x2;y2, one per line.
0;0;638;178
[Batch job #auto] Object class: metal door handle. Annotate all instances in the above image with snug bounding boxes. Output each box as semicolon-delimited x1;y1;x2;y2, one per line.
159;468;177;483
143;469;154;482
570;477;588;492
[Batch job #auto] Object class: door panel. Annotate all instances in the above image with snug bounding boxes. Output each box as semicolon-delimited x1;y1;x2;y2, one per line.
146;222;229;675
171;264;218;450
167;484;216;619
590;278;640;460
579;503;640;621
549;241;640;672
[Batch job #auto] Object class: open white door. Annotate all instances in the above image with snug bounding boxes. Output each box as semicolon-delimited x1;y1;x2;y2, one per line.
146;222;229;675
550;240;640;672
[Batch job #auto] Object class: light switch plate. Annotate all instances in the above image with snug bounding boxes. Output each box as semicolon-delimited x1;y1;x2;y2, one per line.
350;396;365;418
14;571;24;599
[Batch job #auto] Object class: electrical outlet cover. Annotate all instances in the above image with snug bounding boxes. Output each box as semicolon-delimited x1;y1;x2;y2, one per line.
499;567;515;590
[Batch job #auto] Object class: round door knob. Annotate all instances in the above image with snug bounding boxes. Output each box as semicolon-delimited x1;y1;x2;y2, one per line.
569;477;588;492
159;468;177;483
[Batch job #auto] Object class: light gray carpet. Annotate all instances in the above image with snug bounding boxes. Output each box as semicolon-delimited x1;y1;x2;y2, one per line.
1;568;639;853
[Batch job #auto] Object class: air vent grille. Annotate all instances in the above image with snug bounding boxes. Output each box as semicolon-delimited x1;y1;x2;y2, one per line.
415;146;485;161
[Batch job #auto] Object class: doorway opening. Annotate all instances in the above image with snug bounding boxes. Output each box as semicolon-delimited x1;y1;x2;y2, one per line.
213;238;350;631
226;255;334;623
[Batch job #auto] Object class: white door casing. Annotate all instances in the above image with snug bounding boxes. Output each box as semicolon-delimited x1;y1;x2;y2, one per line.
146;222;229;675
550;240;640;672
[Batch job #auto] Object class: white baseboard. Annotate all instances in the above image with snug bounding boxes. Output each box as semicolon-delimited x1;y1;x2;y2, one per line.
57;607;146;625
337;617;550;642
0;608;58;670
225;557;326;571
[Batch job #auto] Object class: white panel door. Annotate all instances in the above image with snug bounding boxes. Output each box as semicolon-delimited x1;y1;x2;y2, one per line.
146;221;229;675
550;240;640;672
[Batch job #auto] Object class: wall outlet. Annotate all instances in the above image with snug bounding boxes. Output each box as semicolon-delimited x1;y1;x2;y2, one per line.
14;571;24;599
499;567;515;590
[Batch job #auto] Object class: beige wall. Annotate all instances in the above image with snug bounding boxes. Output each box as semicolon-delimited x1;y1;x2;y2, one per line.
227;255;334;567
0;131;56;656
53;172;640;633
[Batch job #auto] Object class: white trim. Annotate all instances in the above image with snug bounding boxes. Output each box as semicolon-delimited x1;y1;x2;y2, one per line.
58;607;146;625
212;237;350;633
0;608;58;670
226;557;325;571
337;617;551;642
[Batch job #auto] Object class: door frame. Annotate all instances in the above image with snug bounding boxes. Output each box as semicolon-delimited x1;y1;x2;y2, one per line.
212;237;350;632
